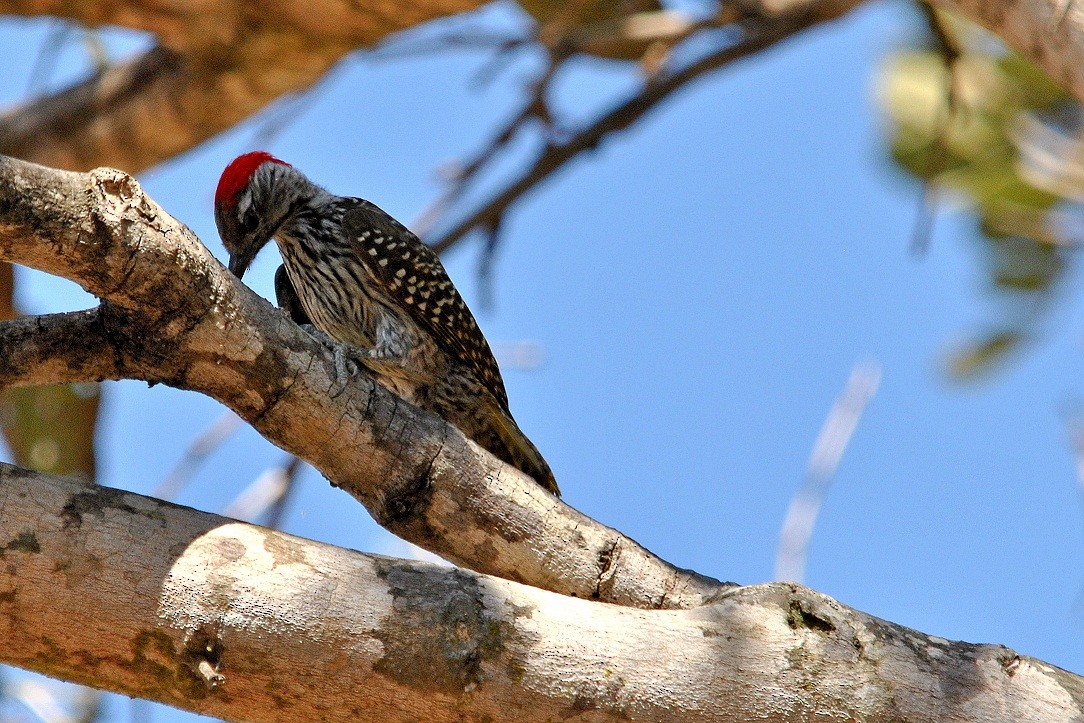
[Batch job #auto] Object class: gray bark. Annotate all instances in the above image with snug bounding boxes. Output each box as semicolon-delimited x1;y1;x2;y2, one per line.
3;463;1083;722
3;0;1084;719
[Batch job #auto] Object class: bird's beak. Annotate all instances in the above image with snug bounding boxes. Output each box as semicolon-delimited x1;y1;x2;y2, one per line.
228;250;254;279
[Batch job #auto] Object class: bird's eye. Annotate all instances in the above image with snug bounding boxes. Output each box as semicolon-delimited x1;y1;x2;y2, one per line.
241;207;259;235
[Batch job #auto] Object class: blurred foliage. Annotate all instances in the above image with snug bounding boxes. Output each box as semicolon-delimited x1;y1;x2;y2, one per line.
0;262;100;481
881;5;1082;379
0;384;100;480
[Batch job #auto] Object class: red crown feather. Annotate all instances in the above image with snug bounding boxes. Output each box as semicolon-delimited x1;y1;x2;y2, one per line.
215;151;289;210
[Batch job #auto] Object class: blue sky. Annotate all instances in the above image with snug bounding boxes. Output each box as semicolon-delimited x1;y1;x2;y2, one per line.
4;1;1084;719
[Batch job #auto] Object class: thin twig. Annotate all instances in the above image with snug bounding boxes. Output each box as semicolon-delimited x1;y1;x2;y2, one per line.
1053;0;1076;29
568;8;738;61
26;22;75;97
426;14;820;253
10;678;102;723
369;30;533;59
264;455;304;529
12;679;73;722
152;411;243;501
476;218;502;310
222;454;304;525
1065;407;1084;515
911;2;965;256
1061;406;1084;623
911;183;939;256
775;360;882;583
416;7;742;247
81;29;109;75
413;49;563;238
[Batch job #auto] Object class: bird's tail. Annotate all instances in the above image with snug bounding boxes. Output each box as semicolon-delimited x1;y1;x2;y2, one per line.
482;397;560;496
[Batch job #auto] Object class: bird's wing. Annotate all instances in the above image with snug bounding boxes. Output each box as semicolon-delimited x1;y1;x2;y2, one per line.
342;199;510;411
274;264;312;326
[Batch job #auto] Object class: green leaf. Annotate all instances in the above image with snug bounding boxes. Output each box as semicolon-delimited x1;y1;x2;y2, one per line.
945;330;1025;379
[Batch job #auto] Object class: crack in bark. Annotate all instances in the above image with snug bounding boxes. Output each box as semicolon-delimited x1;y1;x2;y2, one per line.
251;361;306;427
593;539;619;600
97;303;139;380
376;421;447;531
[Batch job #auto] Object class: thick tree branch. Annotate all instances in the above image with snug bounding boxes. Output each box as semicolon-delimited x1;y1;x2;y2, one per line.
2;462;1083;722
0;45;344;174
0;0;482;51
0;154;726;609
0;0;487;173
0;309;119;387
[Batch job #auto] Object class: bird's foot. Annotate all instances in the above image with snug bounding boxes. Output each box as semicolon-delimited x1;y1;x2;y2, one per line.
300;324;363;397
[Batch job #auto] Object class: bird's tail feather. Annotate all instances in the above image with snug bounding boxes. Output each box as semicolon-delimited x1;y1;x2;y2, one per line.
483;398;560;496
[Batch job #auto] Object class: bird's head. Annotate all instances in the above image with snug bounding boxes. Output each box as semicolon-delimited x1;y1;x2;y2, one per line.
214;151;292;279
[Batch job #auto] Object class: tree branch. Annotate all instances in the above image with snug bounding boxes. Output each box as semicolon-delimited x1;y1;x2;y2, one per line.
2;462;1082;722
931;0;1084;105
0;154;726;609
0;309;119;387
0;0;488;173
425;0;865;252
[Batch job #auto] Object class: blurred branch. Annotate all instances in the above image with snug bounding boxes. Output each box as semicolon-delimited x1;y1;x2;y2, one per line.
1063;405;1084;522
931;0;1084;105
910;2;964;255
426;0;865;254
9;680;103;723
152;410;243;501
920;2;963;104
911;184;940;255
12;679;76;723
882;12;1077;378
263;455;302;529
24;20;74;97
775;360;881;583
222;454;303;527
412;42;565;238
369;28;533;59
0;0;491;174
0;43;338;173
156;409;302;529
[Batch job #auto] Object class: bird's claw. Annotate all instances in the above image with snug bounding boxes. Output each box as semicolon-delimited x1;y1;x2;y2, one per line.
332;345;365;397
301;324;362;398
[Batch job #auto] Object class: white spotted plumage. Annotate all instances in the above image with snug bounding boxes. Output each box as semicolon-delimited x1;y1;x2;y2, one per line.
215;153;559;494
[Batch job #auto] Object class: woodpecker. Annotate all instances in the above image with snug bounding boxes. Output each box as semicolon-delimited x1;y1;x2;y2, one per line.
214;152;559;495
